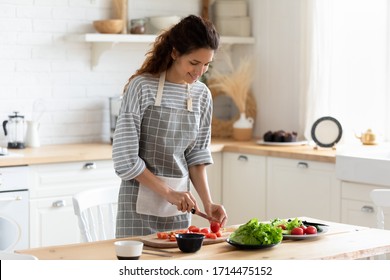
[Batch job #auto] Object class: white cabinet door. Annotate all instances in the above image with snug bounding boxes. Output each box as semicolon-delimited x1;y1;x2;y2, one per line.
29;160;120;248
29;196;80;247
266;157;340;222
341;181;390;229
222;152;266;225
190;152;222;227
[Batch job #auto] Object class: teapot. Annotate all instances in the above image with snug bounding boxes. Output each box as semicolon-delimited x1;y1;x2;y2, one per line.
2;112;26;149
356;129;376;145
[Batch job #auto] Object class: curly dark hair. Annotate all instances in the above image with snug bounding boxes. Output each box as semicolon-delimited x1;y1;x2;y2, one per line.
123;15;220;90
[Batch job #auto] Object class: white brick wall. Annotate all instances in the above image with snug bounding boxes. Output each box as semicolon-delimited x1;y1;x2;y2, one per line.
0;0;201;146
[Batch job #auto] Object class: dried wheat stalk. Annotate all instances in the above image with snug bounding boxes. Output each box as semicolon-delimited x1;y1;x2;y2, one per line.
209;56;254;113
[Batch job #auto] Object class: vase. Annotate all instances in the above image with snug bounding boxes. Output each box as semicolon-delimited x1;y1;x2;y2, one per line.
232;112;254;141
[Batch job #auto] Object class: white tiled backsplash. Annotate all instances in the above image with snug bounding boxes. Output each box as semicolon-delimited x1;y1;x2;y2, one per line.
0;0;201;146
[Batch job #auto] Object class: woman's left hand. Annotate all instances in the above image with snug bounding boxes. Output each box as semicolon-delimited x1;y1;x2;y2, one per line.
206;204;228;227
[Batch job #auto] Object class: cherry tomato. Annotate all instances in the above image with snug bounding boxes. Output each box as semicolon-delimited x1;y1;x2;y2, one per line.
210;221;221;233
299;225;307;232
200;228;210;234
277;224;286;230
291;227;304;235
205;232;217;239
305;226;318;235
169;234;176;241
215;231;222;237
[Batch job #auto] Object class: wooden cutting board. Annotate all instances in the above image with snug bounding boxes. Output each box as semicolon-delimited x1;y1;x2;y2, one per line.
140;231;231;248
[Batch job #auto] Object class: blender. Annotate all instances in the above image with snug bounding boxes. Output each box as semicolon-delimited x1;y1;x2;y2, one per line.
2;112;26;149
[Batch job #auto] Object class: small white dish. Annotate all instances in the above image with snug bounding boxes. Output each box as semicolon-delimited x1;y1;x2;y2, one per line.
114;240;143;260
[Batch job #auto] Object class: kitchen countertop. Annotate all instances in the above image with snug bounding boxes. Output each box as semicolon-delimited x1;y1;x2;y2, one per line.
0;139;336;167
17;217;390;260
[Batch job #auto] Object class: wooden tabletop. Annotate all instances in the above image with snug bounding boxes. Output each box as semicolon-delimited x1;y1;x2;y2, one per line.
17;218;390;260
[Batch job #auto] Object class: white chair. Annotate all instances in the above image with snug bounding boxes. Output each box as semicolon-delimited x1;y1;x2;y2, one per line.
370;189;390;230
0;252;38;260
370;189;390;260
72;186;120;242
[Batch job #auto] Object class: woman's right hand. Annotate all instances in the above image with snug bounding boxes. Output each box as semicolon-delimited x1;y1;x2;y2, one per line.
167;189;197;213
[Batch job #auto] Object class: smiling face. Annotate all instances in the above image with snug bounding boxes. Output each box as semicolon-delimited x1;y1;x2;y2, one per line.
166;48;214;84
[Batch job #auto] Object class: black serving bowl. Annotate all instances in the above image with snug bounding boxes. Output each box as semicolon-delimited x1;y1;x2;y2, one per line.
175;233;205;253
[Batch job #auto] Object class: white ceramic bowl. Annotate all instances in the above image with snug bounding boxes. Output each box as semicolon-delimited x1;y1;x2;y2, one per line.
114;240;143;260
148;16;181;34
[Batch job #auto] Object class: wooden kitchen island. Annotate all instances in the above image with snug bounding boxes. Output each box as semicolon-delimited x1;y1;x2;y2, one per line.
17;218;390;260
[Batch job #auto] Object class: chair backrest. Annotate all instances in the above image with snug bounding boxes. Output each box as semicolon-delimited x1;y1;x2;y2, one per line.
72;186;120;242
0;252;38;260
370;189;390;230
0;215;21;252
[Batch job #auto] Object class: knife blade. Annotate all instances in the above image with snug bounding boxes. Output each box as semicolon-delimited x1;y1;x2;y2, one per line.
191;208;213;221
142;251;172;258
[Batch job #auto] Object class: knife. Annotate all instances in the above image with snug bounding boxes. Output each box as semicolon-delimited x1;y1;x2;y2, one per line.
191;208;213;221
302;220;329;227
143;251;172;258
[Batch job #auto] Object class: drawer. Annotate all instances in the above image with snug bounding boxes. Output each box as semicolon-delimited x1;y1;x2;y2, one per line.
29;160;120;198
341;181;390;201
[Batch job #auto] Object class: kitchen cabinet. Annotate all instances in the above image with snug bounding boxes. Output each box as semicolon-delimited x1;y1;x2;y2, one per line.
266;157;340;222
341;181;390;259
29;160;120;248
69;34;255;69
341;181;390;229
190;152;222;227
222;152;267;225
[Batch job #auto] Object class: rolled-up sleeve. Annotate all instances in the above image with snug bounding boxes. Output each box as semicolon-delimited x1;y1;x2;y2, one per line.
185;87;213;167
112;79;146;181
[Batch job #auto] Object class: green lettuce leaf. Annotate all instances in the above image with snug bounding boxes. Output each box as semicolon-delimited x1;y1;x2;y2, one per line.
229;218;283;245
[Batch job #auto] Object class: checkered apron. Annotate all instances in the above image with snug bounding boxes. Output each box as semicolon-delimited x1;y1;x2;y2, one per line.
116;72;199;237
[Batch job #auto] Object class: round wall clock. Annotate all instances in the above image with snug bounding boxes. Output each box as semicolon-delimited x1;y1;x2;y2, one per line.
311;116;342;148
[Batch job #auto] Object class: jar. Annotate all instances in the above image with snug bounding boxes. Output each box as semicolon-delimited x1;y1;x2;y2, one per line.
130;18;146;34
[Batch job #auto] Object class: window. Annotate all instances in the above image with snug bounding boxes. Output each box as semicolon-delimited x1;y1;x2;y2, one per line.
304;0;389;143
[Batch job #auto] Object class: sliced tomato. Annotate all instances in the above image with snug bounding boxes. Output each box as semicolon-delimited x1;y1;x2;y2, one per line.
157;232;169;239
169;235;176;241
188;225;200;233
175;229;189;234
200;228;210;234
205;232;217;239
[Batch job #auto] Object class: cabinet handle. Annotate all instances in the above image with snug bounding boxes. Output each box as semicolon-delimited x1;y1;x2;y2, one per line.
361;205;374;213
237;155;248;162
52;200;66;208
84;162;97;170
0;195;22;202
297;162;309;169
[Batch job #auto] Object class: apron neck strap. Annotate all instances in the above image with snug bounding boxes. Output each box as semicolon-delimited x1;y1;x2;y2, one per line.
154;71;166;106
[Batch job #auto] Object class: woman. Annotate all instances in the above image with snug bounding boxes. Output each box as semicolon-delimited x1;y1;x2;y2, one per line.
112;15;228;237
